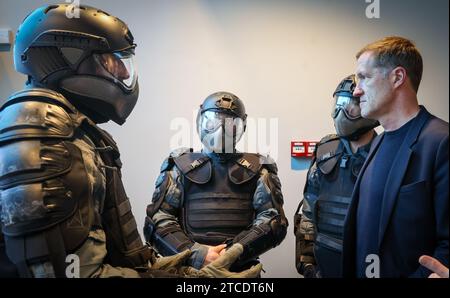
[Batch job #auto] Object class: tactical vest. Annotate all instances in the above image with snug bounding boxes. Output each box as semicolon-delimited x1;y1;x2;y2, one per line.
312;137;368;276
173;152;262;246
0;89;151;277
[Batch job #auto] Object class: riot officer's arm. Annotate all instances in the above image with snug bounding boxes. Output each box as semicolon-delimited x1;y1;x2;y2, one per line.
144;161;208;269
229;166;288;265
295;157;320;276
296;196;317;275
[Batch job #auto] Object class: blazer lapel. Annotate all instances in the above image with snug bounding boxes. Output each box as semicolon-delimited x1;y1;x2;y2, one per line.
344;133;383;231
377;107;431;248
342;133;383;276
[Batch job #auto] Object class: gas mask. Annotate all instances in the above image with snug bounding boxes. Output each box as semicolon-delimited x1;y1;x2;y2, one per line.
332;75;379;140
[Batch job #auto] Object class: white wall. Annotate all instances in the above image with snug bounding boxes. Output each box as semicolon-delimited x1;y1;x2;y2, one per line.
0;0;448;277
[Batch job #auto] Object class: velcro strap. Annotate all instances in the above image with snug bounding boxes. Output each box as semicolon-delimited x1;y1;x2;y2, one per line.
157;229;193;252
157;224;183;237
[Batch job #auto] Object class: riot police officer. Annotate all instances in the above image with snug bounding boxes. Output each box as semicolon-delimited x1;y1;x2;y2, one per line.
294;75;379;278
145;91;288;272
0;4;259;278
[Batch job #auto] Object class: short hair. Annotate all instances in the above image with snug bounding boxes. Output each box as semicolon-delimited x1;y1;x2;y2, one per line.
356;36;423;92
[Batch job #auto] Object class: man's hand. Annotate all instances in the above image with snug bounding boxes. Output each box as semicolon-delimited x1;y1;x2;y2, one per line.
203;244;227;266
419;255;449;278
184;243;262;278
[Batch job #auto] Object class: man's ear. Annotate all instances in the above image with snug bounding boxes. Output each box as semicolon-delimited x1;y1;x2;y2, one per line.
391;66;407;89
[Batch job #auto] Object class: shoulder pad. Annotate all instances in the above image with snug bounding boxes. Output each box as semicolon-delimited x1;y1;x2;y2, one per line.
229;153;263;185
160;156;175;172
1;88;77;113
319;134;339;144
260;155;278;174
170;147;192;158
0;139;71;189
173;152;211;184
316;135;342;175
158;148;193;174
0;140;91;248
0;89;81;144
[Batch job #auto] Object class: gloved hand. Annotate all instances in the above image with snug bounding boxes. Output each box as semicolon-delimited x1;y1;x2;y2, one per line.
150;249;192;274
301;263;319;278
182;243;262;278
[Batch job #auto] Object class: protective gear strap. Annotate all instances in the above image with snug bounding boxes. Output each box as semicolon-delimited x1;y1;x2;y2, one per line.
5;225;67;278
144;217;193;257
44;225;67;278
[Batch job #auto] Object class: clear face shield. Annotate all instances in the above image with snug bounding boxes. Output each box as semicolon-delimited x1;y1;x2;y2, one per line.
196;110;245;154
77;49;138;92
331;93;362;120
94;50;137;91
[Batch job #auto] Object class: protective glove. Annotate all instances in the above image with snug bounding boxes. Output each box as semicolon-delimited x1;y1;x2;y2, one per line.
182;243;262;278
301;263;319;278
149;249;192;274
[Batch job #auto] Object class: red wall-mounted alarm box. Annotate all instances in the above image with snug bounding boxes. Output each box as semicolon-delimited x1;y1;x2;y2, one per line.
291;141;318;157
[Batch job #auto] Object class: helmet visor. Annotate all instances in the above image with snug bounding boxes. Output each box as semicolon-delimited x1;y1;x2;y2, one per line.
332;94;361;120
94;50;137;91
197;111;245;138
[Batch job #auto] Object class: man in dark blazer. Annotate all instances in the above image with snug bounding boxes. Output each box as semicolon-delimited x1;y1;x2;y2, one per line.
342;36;449;278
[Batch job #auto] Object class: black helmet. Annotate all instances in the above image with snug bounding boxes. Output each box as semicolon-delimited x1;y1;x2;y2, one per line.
14;4;138;125
196;92;247;154
332;75;379;140
199;91;247;120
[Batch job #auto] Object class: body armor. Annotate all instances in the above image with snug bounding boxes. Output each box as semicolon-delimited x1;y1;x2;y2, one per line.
295;134;373;277
176;153;258;245
145;151;287;270
0;89;151;277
